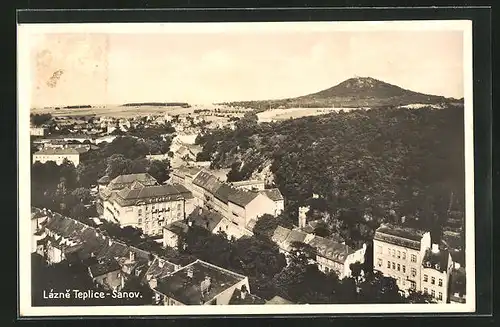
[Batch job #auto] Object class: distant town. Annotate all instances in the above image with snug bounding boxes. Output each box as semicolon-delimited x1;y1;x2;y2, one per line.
30;77;467;306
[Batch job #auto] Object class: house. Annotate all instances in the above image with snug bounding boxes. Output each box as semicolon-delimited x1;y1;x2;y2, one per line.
259;188;285;216
420;244;454;303
163;221;190;249
88;257;123;291
192;170;224;209
308;235;366;279
227;189;277;229
31;208;49;253
188;208;252;240
32;147;87;166
150;259;251;305
171;166;202;192
30;127;47;136
373;224;431;293
101;179;195;236
143;256;180;303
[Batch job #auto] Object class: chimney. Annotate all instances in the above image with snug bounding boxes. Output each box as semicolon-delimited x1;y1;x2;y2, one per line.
431;243;439;253
401;216;406;224
159;260;164;268
129;250;135;262
186;267;194;278
201;276;211;295
108;239;112;247
149;278;157;289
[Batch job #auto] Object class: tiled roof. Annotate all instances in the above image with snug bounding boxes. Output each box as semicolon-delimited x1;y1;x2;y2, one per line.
307;235;354;264
259;188;284;201
88;258;121;278
112;183;193;206
231;180;265;187
153;259;246;305
192;171;223;194
271;226;292;245
97;175;110;184
228;189;259;208
282;230;311;252
34;148;82;155
422;248;450;273
214;184;233;203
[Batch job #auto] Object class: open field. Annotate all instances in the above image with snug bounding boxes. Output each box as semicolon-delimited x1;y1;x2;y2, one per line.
31;103;255;119
257;107;367;122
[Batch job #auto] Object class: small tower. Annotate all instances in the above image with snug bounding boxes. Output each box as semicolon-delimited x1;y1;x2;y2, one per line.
298;206;309;228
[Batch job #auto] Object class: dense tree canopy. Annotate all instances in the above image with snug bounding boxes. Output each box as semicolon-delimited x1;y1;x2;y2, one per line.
196;106;465;247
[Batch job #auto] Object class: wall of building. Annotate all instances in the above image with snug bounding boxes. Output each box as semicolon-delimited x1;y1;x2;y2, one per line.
243;194;277;225
33;153;80;166
373;239;424;292
421;267;449;303
163;229;180;249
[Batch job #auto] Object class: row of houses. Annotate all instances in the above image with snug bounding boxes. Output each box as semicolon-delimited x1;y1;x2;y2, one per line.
32;146;90;166
31;207;292;306
170;166;285;239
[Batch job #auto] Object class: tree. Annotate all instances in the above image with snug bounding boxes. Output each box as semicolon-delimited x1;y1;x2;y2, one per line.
349;261;364;282
31;113;52;126
147;159;171;184
105;154;133;179
357;271;404;303
406;290;437;303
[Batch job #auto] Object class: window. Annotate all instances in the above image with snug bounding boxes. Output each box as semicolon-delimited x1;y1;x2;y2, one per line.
431;277;435;285
411;254;417;262
177;203;181;210
397;263;400;271
424;287;428;294
438;292;443;301
431;290;435;298
387;248;391;255
411;268;417;277
377;259;382;267
392;249;395;257
392;262;396;270
402;265;406;273
138;218;142;225
402;252;406;260
423;274;428;282
397;250;401;259
387;261;391;268
138;209;142;215
410;281;416;290
438;279;443;287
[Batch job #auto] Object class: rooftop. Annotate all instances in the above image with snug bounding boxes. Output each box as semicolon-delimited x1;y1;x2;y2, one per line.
422;247;450;273
228;188;259;208
192;171;223;194
164;220;190;235
188;209;225;232
142;257;178;285
229;288;266;305
108;173;158;190
112;183;193;206
153;259;247;305
271;226;292;245
259;188;284;201
307;235;355;264
374;224;426;250
214;184;233;203
88;258;121;278
231;180;265;187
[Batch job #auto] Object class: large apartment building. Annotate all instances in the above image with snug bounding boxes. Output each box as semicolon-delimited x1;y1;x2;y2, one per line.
98;173;195;236
32;147;88;166
373;224;458;303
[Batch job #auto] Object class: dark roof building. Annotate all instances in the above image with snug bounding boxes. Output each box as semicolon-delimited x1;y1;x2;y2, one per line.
193;171;223;194
109;182;193;207
374;224;427;250
88;258;121;278
107;173;158;191
228;188;259;208
152;259;248;305
308;235;355;264
259;188;284;201
422;246;451;273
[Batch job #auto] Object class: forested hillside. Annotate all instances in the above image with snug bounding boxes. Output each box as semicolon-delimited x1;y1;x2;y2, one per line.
195;105;465;247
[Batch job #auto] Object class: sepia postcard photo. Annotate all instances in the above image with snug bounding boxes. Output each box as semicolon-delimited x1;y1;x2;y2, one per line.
18;20;475;316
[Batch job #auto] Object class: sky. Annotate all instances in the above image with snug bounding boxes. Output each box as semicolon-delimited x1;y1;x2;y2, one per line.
27;26;465;107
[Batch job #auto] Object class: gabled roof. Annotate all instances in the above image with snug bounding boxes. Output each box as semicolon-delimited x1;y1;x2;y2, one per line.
259;188;284;201
228;189;259;208
142;257;178;285
164;220;189;235
188;209;225;233
282;230;311;252
374;225;426;250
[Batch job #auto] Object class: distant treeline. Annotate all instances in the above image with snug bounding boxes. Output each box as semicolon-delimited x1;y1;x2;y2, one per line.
63;105;93;109
121;102;191;108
